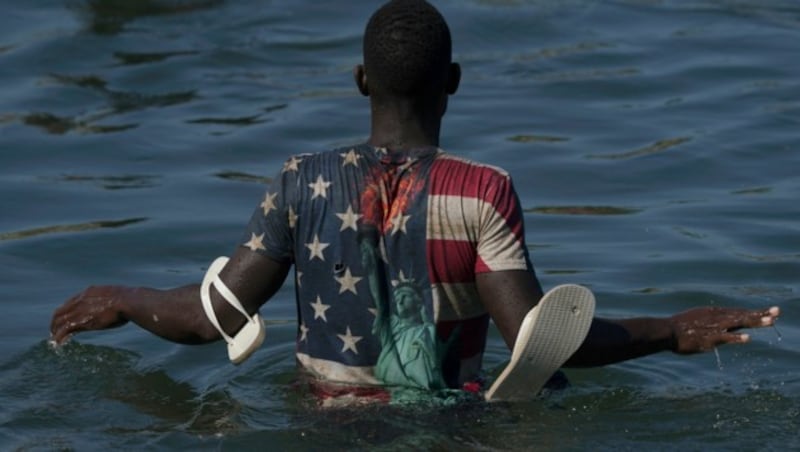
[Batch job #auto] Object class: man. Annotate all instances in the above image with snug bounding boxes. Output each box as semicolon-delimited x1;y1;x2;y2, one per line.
50;0;779;403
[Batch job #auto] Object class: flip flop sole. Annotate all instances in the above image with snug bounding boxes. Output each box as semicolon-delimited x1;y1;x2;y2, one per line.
485;284;595;402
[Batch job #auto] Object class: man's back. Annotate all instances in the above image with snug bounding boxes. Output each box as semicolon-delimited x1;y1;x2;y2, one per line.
243;144;532;392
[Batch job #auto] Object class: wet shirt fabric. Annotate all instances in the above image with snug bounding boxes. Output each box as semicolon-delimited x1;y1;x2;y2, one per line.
242;144;532;398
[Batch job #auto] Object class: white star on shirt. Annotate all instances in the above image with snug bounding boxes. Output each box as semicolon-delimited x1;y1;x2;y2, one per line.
390;212;411;235
296;271;303;287
334;267;363;295
337;326;363;354
260;192;278;216
287;205;298;229
299;322;309;342
336;205;362;232
305;234;329;261
244;233;265;251
340;149;362;167
310;296;331;322
308;174;332;199
283;156;302;173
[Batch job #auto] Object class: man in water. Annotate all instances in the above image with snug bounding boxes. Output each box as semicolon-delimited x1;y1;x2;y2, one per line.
50;0;780;403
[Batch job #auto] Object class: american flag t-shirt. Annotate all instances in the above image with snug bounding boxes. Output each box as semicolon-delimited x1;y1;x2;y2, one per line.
241;144;531;393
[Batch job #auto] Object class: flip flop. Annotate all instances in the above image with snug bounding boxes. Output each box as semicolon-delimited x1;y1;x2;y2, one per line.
484;284;595;402
200;256;265;364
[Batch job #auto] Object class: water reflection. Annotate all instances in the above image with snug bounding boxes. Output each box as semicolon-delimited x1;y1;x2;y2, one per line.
731;186;772;195
19;73;197;135
187;114;269;126
507;134;568;143
46;174;161;190
0;341;240;442
528;206;641;215
22;112;137;135
0;218;147;241
214;171;272;184
112;50;199;66
69;0;224;35
588;136;692;160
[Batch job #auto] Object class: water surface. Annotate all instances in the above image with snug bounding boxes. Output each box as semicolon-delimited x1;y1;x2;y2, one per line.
1;0;798;449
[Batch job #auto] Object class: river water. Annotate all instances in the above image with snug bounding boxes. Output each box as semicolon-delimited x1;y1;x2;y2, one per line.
1;0;798;450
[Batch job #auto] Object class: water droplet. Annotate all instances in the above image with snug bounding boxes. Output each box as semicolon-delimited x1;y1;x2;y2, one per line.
772;323;783;342
713;347;724;370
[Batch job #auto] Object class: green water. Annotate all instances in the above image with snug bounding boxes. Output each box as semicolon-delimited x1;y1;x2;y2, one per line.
1;0;798;449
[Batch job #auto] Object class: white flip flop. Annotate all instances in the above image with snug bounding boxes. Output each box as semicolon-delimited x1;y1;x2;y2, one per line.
484;284;595;402
200;256;265;364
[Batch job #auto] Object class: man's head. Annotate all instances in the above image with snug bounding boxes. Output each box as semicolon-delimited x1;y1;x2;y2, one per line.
355;0;459;104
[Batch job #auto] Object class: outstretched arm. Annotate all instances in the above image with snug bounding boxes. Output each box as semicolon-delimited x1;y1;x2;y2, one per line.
564;305;779;367
476;270;780;367
50;247;291;345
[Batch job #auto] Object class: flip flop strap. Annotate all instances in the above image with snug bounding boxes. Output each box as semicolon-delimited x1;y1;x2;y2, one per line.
201;257;256;344
212;274;253;322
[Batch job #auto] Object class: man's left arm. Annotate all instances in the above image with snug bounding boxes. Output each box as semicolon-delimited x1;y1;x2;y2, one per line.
564;304;780;367
475;270;780;367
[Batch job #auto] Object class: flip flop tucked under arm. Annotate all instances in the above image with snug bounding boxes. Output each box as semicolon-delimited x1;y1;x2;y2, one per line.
484;284;596;402
200;256;266;364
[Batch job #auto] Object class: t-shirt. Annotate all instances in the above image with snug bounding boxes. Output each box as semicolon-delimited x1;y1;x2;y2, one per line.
242;144;532;393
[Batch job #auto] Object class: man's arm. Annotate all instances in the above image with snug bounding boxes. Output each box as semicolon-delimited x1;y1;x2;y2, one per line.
50;247;291;345
564;306;778;367
476;270;780;367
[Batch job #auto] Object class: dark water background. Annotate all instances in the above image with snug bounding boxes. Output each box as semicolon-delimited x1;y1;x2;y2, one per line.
1;0;798;449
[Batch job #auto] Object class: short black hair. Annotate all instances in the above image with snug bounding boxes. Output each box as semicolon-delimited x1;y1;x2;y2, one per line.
363;0;452;98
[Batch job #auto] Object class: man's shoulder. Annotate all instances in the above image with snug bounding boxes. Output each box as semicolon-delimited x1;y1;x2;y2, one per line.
427;151;518;201
280;145;367;168
274;147;343;174
434;151;512;180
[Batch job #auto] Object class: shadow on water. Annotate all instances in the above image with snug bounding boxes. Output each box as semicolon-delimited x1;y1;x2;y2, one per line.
67;0;224;35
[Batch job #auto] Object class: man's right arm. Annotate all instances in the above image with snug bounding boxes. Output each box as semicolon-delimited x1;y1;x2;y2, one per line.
50;247;292;345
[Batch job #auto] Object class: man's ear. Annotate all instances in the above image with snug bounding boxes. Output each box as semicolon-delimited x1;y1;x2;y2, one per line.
353;64;369;96
446;62;461;95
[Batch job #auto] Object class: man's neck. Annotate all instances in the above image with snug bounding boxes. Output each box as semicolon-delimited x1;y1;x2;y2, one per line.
366;100;442;151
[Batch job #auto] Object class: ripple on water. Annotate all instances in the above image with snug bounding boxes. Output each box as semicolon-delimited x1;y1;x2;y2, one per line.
0;341;242;448
112;50;199;66
527;205;642;215
0;0;798;449
0;217;147;242
587;136;693;160
14;73;199;135
44;174;161;190
68;0;225;35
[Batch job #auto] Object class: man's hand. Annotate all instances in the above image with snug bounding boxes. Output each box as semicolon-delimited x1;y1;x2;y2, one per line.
50;285;131;345
669;306;781;354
